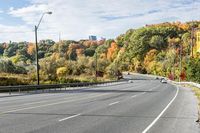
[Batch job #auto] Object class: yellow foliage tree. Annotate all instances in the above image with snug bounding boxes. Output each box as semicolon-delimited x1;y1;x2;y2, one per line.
56;67;67;78
144;49;158;73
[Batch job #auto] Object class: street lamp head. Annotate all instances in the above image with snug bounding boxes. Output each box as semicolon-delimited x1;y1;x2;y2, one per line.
46;11;52;15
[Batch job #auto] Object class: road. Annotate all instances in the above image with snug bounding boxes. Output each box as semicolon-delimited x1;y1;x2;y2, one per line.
0;77;199;133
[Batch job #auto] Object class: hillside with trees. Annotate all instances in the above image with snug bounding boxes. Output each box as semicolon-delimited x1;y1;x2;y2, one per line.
1;21;200;85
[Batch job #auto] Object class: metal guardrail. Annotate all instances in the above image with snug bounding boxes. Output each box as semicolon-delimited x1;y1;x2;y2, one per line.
0;80;125;94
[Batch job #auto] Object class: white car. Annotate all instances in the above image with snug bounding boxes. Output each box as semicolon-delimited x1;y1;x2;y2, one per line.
160;78;167;83
128;80;134;83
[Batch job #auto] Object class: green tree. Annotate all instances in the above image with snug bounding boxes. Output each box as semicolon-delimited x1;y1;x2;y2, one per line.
0;44;4;55
150;35;165;50
187;58;200;82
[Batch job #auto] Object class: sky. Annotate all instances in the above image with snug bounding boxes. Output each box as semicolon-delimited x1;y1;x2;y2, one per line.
0;0;200;42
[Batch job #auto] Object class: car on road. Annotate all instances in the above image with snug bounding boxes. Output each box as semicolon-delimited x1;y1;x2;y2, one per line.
128;80;134;83
160;78;167;83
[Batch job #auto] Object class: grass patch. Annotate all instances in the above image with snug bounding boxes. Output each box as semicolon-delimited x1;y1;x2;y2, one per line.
0;73;113;86
192;87;200;106
182;84;200;122
191;87;200;122
0;73;31;86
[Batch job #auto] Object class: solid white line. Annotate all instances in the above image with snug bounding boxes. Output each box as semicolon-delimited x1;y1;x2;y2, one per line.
109;101;119;106
142;86;179;133
59;114;81;122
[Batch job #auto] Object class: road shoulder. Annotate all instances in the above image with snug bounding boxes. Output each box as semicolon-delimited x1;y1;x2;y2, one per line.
149;86;200;133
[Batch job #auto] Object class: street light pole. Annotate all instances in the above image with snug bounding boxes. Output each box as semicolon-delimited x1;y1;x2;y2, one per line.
35;25;40;85
35;11;52;85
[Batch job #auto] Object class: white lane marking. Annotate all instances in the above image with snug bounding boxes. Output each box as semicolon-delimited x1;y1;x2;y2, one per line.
130;84;161;99
134;92;146;97
0;93;111;115
109;101;119;106
0;93;93;111
59;114;81;122
0;81;159;115
0;81;133;103
0;82;148;112
0;93;66;102
131;95;137;98
142;86;179;133
1;99;58;109
0;83;137;114
140;92;146;95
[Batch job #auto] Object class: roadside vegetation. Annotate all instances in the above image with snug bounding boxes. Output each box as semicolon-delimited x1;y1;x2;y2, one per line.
192;87;200;122
193;87;200;105
1;21;200;85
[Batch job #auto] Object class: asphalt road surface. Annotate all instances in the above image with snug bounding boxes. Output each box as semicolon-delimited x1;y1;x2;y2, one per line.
0;78;199;133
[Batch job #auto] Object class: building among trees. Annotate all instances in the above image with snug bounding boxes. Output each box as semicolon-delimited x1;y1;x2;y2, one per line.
89;35;97;41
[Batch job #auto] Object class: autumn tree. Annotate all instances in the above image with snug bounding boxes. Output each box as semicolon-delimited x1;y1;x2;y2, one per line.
144;49;158;73
107;42;119;61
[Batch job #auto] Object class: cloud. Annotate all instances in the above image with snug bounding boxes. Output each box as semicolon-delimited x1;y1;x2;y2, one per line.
0;0;200;42
0;24;33;42
9;4;48;25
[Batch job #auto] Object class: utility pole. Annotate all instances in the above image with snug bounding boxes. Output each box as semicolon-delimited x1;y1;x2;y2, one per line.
191;0;195;58
179;44;182;82
191;26;195;58
173;55;176;81
115;60;118;80
96;53;98;82
59;32;61;42
95;53;98;82
172;43;176;81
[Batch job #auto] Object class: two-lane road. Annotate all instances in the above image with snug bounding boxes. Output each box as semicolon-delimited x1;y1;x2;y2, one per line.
0;79;198;133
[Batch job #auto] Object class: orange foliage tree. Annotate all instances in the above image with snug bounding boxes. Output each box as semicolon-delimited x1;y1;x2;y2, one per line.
107;42;119;61
76;48;84;57
27;43;35;55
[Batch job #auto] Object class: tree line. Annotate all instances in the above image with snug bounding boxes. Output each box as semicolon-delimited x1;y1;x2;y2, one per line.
0;21;200;85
